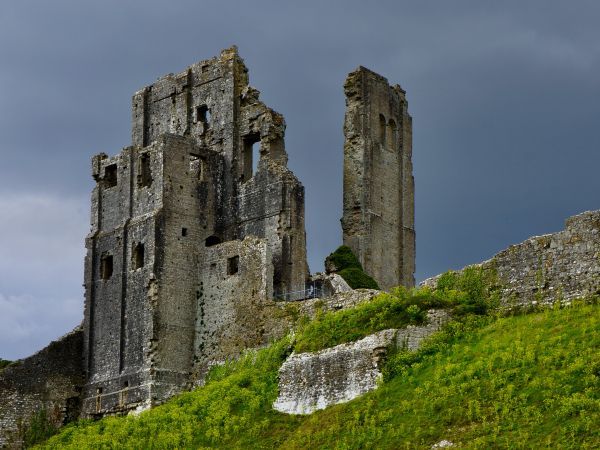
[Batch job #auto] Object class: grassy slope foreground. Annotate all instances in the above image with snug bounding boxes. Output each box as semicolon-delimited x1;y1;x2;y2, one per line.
37;299;599;449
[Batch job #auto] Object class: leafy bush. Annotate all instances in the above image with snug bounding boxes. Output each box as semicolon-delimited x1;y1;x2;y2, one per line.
338;267;380;289
325;245;380;289
324;245;362;271
435;265;500;316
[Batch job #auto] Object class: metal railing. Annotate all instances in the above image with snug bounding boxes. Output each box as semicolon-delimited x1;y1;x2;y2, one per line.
274;284;323;302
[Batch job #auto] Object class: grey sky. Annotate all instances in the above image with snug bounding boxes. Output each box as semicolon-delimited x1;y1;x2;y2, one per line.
1;0;599;360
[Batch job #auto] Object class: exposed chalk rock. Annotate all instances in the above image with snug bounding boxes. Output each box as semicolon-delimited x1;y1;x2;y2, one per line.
273;310;450;415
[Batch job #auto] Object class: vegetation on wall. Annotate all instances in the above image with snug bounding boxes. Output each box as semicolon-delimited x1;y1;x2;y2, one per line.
0;358;11;371
325;245;380;289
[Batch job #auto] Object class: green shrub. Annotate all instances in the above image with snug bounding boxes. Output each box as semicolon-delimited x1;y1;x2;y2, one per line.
435;265;500;316
338;267;380;289
324;245;362;271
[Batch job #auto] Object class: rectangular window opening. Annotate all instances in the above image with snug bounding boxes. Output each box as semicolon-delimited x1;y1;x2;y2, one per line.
138;153;153;187
104;164;118;188
241;134;260;182
227;255;239;276
132;243;144;270
181;228;188;237
100;254;113;280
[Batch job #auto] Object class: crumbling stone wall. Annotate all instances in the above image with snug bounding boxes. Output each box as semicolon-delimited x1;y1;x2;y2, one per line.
341;66;415;290
273;310;449;415
422;210;600;306
0;328;83;448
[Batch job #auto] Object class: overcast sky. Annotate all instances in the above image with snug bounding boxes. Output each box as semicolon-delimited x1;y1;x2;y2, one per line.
1;0;599;360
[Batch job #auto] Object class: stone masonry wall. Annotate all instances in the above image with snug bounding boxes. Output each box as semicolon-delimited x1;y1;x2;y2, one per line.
422;210;600;306
0;328;83;448
341;66;415;290
273;310;449;415
193;237;274;382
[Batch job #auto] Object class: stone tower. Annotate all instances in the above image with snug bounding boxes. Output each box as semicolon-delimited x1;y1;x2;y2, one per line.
341;66;415;290
81;47;308;416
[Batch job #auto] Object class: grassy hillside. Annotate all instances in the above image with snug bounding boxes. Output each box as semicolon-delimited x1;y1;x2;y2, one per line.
36;294;599;449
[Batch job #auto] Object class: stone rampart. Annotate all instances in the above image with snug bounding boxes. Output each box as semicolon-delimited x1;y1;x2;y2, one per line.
0;327;83;448
422;210;600;306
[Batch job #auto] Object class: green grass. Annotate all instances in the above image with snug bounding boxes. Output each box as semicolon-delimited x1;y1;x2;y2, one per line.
37;299;600;449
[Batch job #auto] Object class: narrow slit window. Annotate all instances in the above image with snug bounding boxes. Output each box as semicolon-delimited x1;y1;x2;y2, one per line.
182;227;188;237
227;255;239;275
132;243;144;270
138;153;153;187
100;254;113;280
104;164;118;188
379;114;387;147
387;119;397;151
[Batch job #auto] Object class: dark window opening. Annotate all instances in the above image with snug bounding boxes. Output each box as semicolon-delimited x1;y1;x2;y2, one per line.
138;153;153;187
205;235;222;247
241;134;260;182
132;243;144;270
379;114;387;147
104;164;118;188
182;227;188;237
100;254;113;280
196;105;211;130
387;119;397;151
227;255;239;275
123;381;129;388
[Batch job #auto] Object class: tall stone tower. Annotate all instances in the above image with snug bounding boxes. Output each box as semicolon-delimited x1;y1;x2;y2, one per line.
81;47;308;416
341;67;415;290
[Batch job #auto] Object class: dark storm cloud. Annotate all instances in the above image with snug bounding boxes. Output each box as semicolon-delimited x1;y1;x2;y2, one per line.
1;0;599;358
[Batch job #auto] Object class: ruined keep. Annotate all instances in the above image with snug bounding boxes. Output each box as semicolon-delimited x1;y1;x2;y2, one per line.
342;67;415;290
82;47;310;416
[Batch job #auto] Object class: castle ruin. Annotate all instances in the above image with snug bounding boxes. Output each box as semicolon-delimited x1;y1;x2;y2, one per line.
0;47;415;444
